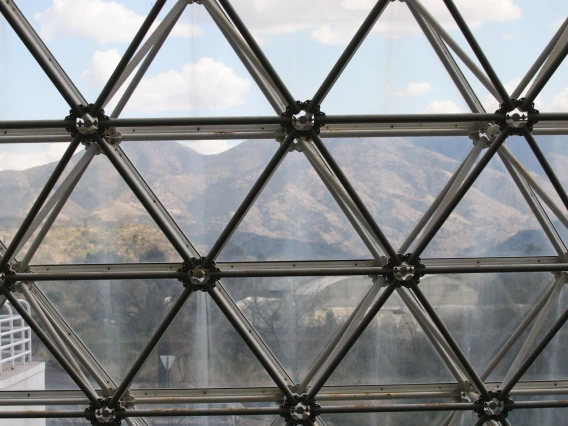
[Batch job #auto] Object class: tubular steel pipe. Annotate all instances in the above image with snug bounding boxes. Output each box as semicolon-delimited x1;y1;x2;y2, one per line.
409;281;491;401
111;4;184;118
103;116;289;127
512;18;568;99
310;130;399;262
523;128;568;212
473;415;489;426
203;130;298;266
108;285;194;408
522;38;568;110
203;0;286;114
313;403;474;414
8;271;186;282
399;146;477;253
408;128;511;264
90;0;167;115
480;279;558;381
0;290;102;407
18;151;94;270
20;284;95;394
306;0;390;113
0;134;82;271
216;0;299;112
93;133;197;264
126;407;288;417
0;3;83;114
498;302;568;400
207;283;297;403
443;0;513;110
317;113;501;124
0;120;75;130
303;283;397;403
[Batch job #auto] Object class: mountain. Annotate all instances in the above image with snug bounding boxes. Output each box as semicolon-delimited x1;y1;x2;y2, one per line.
0;136;564;263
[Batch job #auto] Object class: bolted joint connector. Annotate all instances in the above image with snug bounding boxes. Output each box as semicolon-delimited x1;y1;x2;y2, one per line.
496;99;539;135
393;262;415;282
103;128;122;145
281;395;319;425
0;272;5;288
290;402;310;422
474;392;513;420
77;113;99;135
86;402;124;425
384;254;424;286
281;101;326;138
178;259;217;290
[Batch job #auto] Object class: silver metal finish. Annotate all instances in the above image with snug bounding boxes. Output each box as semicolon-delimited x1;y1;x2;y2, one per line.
1;0;567;423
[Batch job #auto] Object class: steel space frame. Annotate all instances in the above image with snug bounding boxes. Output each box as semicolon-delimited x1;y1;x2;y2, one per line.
0;0;567;425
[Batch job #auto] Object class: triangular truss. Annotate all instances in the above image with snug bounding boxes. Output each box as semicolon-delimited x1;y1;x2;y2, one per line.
1;0;568;425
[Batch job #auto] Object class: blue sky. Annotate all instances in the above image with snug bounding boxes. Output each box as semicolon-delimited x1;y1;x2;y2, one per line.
0;0;566;169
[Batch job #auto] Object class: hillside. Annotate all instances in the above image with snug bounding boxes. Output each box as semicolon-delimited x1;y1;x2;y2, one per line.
0;136;563;263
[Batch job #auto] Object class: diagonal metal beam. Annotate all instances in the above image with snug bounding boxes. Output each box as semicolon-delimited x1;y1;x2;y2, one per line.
306;0;390;113
111;2;187;118
93;133;198;265
108;284;195;408
310;130;399;262
90;0;168;115
522;128;568;213
408;128;511;263
104;0;189;109
303;283;398;403
11;145;97;264
29;283;113;393
501;147;568;231
0;288;102;407
497;291;568;399
0;134;82;271
481;278;559;381
206;281;298;403
521;25;568;109
0;0;84;114
406;0;500;101
408;281;491;400
407;0;484;113
203;130;298;266
202;0;286;114
501;274;566;387
443;0;512;110
216;0;299;112
512;18;568;99
498;148;568;260
19;283;96;393
18;147;97;271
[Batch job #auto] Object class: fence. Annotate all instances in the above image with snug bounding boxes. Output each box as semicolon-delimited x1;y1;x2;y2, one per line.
0;299;32;374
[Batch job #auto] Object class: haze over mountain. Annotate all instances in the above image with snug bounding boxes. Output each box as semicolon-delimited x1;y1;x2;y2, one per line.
1;136;565;263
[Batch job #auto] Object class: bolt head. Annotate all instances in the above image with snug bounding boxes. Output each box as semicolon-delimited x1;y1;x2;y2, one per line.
290;403;310;421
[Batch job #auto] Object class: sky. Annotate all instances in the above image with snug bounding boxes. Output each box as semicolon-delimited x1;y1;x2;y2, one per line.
0;0;567;170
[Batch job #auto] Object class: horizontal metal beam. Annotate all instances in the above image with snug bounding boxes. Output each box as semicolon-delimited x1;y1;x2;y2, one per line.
1;380;567;405
2;120;568;144
12;260;567;281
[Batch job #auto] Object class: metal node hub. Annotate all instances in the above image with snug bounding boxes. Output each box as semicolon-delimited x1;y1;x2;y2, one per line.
292;111;313;131
506;108;527;130
393;262;415;282
94;406;116;424
484;398;504;416
290;402;311;421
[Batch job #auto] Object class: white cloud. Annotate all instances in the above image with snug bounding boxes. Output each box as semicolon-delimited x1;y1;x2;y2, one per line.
181;140;243;155
35;0;201;44
547;87;568;111
424;100;465;113
0;144;74;171
82;49;123;88
392;82;431;98
230;0;522;45
502;32;514;40
82;52;251;112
